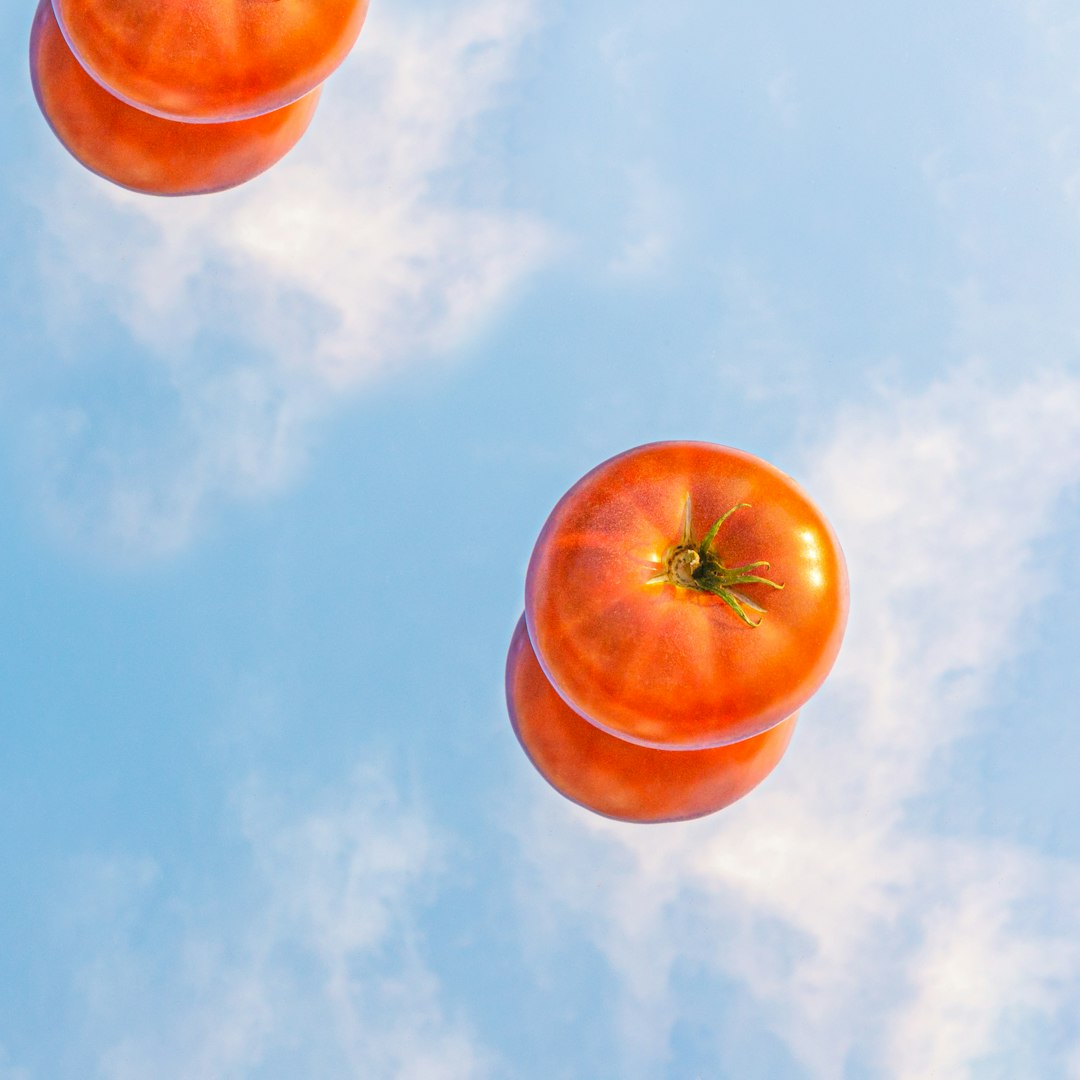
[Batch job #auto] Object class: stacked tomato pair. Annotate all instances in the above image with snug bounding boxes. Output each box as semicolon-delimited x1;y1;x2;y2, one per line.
506;441;850;823
28;0;370;196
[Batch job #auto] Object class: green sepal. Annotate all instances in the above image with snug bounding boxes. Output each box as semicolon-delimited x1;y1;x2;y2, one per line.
647;495;785;626
698;502;750;558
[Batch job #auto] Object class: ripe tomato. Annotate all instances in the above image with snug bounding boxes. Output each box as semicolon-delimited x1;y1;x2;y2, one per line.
51;0;369;122
507;616;797;823
30;0;320;196
525;441;848;749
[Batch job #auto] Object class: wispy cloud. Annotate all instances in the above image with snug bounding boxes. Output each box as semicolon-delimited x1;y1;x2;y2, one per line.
606;165;680;279
25;0;551;559
883;845;1080;1078
513;365;1080;1078
60;767;492;1079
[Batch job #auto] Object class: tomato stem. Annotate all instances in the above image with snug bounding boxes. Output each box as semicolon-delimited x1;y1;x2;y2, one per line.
646;494;784;626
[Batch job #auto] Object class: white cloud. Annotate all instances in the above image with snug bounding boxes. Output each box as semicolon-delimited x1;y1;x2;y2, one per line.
766;68;800;127
885;845;1080;1079
61;767;491;1080
26;0;551;559
607;166;679;279
512;365;1080;1078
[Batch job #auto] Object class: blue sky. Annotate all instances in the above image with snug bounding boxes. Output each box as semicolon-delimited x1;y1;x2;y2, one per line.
3;0;1080;1076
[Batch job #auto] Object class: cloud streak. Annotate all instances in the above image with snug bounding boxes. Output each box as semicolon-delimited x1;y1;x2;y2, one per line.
26;0;551;559
60;768;491;1080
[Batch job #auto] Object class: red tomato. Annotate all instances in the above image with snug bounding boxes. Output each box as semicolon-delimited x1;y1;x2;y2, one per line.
51;0;368;122
30;0;320;196
507;616;797;823
525;441;848;749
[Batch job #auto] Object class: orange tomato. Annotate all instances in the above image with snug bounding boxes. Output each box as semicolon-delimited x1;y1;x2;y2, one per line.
51;0;368;122
526;441;848;749
30;0;321;196
506;616;797;823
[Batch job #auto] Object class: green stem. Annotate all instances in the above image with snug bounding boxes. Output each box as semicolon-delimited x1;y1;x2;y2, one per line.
647;494;784;626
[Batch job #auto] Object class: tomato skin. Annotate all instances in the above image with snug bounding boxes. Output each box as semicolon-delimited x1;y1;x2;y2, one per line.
506;617;797;823
30;0;320;196
51;0;368;122
525;442;848;749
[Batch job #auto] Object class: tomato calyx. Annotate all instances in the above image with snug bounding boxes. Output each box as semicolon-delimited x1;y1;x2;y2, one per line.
646;495;784;626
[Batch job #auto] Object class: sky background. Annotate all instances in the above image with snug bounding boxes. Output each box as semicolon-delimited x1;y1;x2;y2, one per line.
3;0;1080;1077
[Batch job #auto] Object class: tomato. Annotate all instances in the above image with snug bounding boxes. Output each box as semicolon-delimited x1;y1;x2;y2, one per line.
506;616;797;823
525;441;848;749
30;0;321;196
51;0;368;122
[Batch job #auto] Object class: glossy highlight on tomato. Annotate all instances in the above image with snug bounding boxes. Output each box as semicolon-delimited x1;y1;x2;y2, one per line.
525;441;848;749
30;0;321;196
52;0;369;122
507;617;798;824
